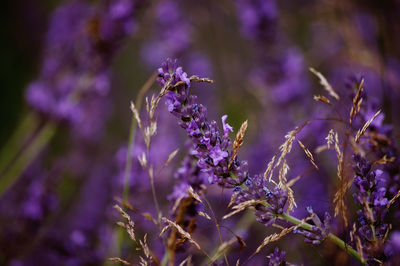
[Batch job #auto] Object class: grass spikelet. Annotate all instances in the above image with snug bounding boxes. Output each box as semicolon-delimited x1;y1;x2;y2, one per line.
227;192;238;208
264;154;276;182
163;149;179;168
355;235;364;263
326;129;335;149
188;186;202;203
229;120;248;169
229;120;248;167
130;101;142;129
139;256;148;266
309;68;340;100
137;152;147;168
298;140;319;170
373;155;395;165
178;256;193;266
109;257;131;265
331;131;349;226
315;144;328;154
160;225;172;238
162;217;202;251
263;122;310;211
252;215;313;256
142;212;156;225
223;199;265;219
139;234;151;259
354;110;381;143
199;211;211;220
313;95;331;105
286;174;303;188
350;78;364;124
114;204;136;242
389;190;400;206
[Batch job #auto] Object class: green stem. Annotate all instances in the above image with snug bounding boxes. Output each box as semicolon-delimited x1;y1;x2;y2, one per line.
279;212;366;265
0;113;40;175
0;121;56;196
122;72;156;203
160;250;171;266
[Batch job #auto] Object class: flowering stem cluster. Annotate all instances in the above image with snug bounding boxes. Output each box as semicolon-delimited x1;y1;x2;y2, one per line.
157;59;366;265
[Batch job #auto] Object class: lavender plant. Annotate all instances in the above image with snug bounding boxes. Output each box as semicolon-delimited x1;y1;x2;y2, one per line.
111;59;400;265
2;1;400;265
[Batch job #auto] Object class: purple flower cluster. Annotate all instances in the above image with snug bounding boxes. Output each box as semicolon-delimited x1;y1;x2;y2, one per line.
235;175;288;227
157;59;248;187
293;206;331;245
352;154;389;258
168;153;208;202
266;247;286;266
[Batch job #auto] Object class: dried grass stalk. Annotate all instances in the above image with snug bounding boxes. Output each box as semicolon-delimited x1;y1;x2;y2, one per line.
162;217;202;251
199;211;212;220
389;190;400;206
188;186;202;203
137;152;147;168
373;155;395;165
178;256;193;266
309;68;340;100
253;215;313;256
130;101;142;129
109;257;131;265
350;78;364;124
164;149;179;168
355;110;381;143
331;131;349;226
223;199;265;219
298;140;319;170
313;95;331;105
326;129;335;149
264;154;276;182
228;192;238;208
114;204;136;242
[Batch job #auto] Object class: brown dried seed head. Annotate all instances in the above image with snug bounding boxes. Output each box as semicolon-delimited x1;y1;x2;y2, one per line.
162;217;202;251
313;95;331;105
109;257;131;265
229;120;248;169
350;78;364;124
298;140;319;170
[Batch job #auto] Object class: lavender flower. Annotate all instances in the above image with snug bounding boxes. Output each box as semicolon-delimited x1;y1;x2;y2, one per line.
266;247;286;266
352;154;389;259
235;175;288;227
293;206;331;245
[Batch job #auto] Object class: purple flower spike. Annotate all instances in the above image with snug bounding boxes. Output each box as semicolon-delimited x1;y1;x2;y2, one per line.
158;59;249;187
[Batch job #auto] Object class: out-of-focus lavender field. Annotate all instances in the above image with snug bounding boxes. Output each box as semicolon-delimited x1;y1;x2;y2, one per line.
1;0;400;265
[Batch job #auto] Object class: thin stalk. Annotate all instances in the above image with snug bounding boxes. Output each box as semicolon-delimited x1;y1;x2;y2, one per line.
122;72;156;203
115;73;156;259
279;212;366;265
0;121;56;196
0;112;40;176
